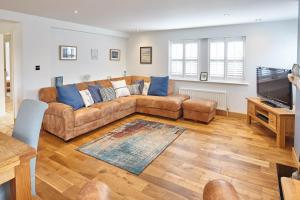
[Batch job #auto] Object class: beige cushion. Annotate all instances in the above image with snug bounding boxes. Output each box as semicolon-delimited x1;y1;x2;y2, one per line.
111;80;131;98
136;95;189;112
183;99;217;113
114;97;136;111
74;107;102;127
91;101;120;118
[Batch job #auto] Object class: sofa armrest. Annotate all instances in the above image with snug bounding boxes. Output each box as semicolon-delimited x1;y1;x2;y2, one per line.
43;102;75;141
46;102;73;117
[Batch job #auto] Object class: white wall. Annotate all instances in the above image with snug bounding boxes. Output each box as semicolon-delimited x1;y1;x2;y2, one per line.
127;20;298;113
0;9;129;115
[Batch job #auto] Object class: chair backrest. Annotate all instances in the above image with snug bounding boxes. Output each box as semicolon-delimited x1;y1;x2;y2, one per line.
13;99;48;149
12;99;48;196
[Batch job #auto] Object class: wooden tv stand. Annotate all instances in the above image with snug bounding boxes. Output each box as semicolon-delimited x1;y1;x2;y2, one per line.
247;97;295;148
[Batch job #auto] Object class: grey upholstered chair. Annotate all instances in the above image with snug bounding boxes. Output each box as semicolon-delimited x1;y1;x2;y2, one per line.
0;99;48;200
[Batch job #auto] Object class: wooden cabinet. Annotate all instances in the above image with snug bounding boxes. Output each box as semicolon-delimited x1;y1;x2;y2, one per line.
268;113;277;130
247;97;295;148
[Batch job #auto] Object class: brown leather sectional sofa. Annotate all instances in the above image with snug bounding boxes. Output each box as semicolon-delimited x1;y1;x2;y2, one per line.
39;76;190;141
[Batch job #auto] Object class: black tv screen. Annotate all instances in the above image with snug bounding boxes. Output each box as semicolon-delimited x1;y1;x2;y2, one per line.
256;67;292;109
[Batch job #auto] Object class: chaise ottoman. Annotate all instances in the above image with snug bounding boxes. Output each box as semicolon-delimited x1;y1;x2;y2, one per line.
182;99;217;123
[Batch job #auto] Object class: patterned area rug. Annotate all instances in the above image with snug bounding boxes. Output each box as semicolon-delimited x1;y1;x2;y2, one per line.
77;119;185;175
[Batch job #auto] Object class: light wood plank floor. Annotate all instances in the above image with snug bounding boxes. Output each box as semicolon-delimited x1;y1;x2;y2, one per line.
0;96;14;136
36;114;295;200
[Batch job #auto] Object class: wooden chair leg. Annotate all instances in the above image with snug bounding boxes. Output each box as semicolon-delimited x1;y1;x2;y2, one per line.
10;162;32;200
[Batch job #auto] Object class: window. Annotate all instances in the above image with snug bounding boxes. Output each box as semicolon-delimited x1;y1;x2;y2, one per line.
209;37;245;80
169;41;199;78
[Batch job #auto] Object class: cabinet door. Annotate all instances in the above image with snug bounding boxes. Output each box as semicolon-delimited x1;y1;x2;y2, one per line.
248;102;255;116
269;113;277;130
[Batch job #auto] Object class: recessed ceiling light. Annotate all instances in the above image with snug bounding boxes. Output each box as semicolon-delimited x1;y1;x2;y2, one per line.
74;10;79;14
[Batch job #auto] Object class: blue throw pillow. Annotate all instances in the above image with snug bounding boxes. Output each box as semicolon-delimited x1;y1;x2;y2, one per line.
57;84;84;110
148;76;169;96
134;80;144;93
88;85;102;103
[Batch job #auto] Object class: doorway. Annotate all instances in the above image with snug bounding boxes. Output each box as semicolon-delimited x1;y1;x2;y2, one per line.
0;33;14;135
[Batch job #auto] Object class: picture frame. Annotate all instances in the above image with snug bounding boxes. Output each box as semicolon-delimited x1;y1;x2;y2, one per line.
200;72;208;81
140;47;152;64
91;48;99;60
54;76;63;87
59;45;77;60
110;49;120;61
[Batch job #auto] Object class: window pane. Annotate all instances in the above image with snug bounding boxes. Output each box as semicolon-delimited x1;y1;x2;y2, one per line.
227;61;244;79
171;61;183;75
210;61;224;78
210;41;224;60
228;41;244;60
185;61;198;76
185;42;198;59
171;43;183;59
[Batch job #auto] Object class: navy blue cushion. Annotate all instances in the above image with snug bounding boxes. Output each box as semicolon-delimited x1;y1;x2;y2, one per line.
134;80;144;93
88;85;102;103
57;84;84;110
148;76;169;96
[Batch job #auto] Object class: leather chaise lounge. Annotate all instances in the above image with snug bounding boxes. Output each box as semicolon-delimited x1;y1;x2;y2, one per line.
39;76;190;141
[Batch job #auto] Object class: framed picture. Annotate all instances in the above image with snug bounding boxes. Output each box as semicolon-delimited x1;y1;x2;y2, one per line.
110;49;120;61
200;72;208;81
54;76;63;87
59;46;77;60
140;47;152;64
91;48;99;60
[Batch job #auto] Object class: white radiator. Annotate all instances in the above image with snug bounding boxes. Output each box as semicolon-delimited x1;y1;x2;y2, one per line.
179;88;228;111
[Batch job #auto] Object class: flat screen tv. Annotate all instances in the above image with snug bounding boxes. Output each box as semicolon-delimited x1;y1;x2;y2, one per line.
256;67;293;110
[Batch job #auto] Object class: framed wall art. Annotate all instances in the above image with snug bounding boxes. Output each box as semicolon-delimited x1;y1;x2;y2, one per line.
140;47;152;64
91;48;99;60
110;49;120;61
59;45;77;60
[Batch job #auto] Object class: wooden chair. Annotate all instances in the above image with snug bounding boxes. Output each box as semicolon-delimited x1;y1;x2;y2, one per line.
77;181;110;200
203;180;239;200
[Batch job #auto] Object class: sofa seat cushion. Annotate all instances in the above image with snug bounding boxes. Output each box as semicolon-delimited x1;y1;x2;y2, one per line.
114;97;136;111
136;95;190;112
74;107;102;127
183;99;217;113
91;101;120;118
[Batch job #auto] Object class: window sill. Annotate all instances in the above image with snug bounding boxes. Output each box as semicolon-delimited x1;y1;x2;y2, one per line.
170;78;249;86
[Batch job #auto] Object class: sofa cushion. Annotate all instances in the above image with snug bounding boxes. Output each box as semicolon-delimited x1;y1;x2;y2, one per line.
114;97;136;111
99;87;116;102
74;107;102;127
91;101;120;118
183;99;217;113
79;90;94;107
88;85;102;103
136;95;189;112
133;80;144;93
142;82;150;96
111;80;130;98
57;84;84;110
127;84;141;95
148;76;169;96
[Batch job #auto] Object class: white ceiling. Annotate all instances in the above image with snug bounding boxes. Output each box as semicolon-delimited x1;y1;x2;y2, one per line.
0;0;298;32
